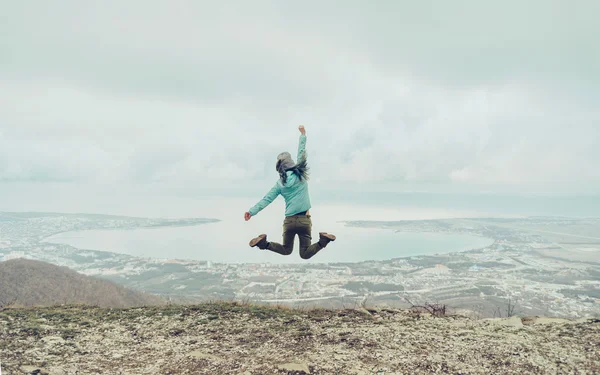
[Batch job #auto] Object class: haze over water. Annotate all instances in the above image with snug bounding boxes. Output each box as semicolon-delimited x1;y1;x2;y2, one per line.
45;198;494;264
3;183;599;264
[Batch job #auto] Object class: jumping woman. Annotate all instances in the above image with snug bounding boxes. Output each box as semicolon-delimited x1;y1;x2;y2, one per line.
244;126;336;259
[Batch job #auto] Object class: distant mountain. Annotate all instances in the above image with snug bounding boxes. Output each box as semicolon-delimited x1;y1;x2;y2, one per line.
0;259;163;308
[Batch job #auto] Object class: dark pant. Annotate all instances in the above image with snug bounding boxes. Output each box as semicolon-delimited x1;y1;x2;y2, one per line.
266;214;324;259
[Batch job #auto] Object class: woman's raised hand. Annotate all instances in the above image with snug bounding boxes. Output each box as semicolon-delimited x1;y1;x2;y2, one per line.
298;125;306;135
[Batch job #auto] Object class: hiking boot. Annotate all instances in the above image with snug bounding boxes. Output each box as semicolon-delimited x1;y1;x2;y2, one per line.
318;232;336;247
249;234;268;249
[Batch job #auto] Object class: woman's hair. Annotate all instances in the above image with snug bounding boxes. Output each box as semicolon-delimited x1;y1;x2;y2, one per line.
276;153;309;185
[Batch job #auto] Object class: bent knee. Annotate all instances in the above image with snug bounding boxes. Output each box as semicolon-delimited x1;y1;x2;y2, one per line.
282;246;294;255
299;248;311;260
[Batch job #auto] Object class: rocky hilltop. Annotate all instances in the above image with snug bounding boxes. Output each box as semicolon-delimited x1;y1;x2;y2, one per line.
0;303;598;374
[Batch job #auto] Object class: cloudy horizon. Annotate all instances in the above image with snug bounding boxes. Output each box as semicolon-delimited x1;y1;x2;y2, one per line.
2;1;599;197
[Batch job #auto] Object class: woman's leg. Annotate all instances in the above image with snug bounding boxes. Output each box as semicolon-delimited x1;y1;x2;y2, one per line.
265;217;296;255
298;216;328;260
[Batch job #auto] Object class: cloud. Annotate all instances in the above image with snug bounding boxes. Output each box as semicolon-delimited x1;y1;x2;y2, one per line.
0;1;599;193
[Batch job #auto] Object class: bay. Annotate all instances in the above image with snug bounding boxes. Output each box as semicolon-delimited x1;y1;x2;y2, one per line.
45;199;494;264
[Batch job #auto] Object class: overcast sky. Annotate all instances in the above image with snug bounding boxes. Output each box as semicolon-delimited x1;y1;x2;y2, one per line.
1;1;599;195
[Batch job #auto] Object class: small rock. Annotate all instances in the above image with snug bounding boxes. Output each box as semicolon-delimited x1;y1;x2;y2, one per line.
21;365;50;375
41;336;65;345
530;317;571;325
485;316;523;328
277;361;310;373
188;350;220;361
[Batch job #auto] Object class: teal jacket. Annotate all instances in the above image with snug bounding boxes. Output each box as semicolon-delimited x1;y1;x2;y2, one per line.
249;134;311;217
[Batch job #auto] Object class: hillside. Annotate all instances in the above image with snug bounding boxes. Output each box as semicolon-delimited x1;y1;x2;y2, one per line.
0;303;598;374
0;259;162;308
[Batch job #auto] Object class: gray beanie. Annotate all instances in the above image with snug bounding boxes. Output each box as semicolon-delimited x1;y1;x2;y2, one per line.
276;152;296;171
